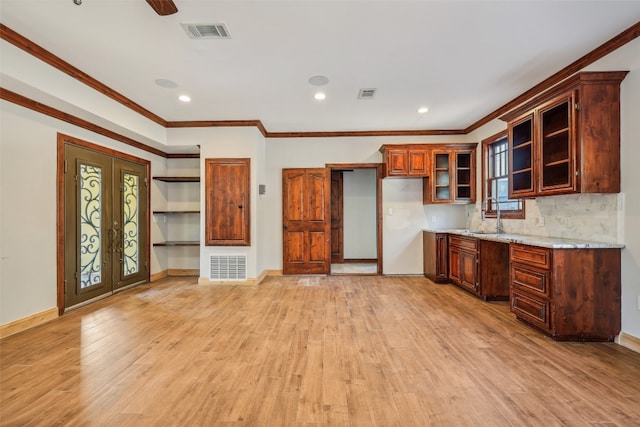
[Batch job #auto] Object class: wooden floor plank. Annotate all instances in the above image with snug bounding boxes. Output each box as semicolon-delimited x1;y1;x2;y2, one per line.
1;275;640;426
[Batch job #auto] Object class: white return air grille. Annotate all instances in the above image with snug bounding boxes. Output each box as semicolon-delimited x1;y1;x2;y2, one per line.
209;255;247;281
182;23;231;39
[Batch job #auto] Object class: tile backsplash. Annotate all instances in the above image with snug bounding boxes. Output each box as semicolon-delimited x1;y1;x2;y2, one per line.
467;193;623;243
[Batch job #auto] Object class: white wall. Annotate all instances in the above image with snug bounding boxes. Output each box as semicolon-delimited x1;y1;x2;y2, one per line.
343;169;377;259
0;101;168;325
264;136;467;274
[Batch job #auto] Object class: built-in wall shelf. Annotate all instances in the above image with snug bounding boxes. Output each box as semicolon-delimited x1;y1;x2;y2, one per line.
153;241;200;247
153;210;200;214
153;176;200;182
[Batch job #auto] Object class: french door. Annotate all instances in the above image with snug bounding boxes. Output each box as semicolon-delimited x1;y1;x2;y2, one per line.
62;139;149;310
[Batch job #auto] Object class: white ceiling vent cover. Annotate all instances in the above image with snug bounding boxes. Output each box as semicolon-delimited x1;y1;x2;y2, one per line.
182;23;231;39
358;88;377;99
209;254;247;281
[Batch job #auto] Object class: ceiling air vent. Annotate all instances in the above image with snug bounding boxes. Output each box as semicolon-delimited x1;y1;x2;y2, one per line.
358;88;377;99
182;23;231;39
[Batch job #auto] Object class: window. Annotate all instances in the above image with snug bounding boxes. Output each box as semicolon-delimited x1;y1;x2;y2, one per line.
482;131;525;219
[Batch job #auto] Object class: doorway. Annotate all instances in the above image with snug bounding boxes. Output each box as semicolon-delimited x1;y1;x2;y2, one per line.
327;163;383;275
58;134;150;312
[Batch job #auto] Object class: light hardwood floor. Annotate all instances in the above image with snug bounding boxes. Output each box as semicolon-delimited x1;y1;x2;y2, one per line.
1;275;640;426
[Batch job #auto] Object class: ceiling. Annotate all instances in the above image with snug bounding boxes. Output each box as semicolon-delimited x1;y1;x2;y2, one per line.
1;0;640;136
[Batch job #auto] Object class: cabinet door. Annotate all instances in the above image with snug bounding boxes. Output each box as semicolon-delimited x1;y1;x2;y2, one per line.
538;93;576;195
454;150;475;203
449;246;461;283
459;250;477;292
386;149;408;176
205;158;251;246
408;149;429;176
509;114;536;198
435;234;449;281
430;151;453;203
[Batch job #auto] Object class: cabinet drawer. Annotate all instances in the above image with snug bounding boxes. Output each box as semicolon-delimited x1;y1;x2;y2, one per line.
448;235;477;251
511;290;551;332
511;263;550;297
510;244;552;269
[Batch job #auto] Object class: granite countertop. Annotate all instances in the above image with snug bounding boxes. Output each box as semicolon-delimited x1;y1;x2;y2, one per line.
424;229;625;249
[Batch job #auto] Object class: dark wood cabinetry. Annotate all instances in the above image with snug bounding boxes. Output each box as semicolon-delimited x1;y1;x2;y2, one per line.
423;145;476;204
477;240;510;301
379;145;430;177
423;231;448;283
502;71;627;198
509;243;621;341
447;235;510;300
448;235;478;294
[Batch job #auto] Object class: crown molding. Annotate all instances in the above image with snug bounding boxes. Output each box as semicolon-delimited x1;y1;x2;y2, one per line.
0;87;168;158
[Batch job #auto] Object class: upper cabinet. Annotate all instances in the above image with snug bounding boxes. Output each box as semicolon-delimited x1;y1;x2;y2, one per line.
423;144;477;204
502;71;628;198
379;145;430;177
379;143;477;205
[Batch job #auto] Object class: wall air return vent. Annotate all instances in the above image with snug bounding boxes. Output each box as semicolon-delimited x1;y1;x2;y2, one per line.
209;254;247;281
358;88;377;99
182;23;231;39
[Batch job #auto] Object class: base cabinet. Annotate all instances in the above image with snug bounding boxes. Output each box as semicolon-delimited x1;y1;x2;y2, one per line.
509;244;621;341
423;231;448;283
448;235;478;295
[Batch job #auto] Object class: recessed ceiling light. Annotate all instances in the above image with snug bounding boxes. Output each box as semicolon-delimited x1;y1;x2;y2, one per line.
178;95;191;103
418;107;429;114
155;78;178;89
314;92;326;101
308;75;329;86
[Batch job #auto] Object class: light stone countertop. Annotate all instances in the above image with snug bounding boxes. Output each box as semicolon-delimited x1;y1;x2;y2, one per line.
424;229;625;249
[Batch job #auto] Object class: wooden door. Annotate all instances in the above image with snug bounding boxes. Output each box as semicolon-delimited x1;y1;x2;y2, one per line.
282;168;330;275
330;170;344;263
205;158;250;246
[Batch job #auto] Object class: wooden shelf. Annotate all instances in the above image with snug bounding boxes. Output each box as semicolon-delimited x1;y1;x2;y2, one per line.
544;127;569;139
153;176;200;182
513;141;532;149
544;159;570;167
153;241;200;247
153;210;200;214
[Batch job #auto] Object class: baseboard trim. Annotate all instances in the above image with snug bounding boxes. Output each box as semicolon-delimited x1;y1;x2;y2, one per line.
343;259;377;263
168;269;199;276
198;277;259;286
617;332;640;354
0;307;59;339
151;269;199;281
265;269;283;276
150;270;168;282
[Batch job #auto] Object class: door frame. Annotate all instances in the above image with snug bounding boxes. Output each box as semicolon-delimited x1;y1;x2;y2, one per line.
56;133;151;314
326;163;383;275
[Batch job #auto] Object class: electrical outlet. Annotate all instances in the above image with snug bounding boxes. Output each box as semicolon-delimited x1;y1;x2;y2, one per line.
637;295;640;311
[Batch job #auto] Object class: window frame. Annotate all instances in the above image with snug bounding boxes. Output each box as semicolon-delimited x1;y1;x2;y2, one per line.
482;130;525;219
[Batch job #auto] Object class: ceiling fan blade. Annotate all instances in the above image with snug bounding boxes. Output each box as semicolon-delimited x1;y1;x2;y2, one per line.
146;0;178;16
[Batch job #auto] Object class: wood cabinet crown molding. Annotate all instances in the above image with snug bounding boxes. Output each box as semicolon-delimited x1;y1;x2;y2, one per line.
500;71;628;122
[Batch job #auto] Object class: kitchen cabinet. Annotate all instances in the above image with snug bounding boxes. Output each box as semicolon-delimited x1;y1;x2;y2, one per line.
510;243;621;341
502;71;627;198
423;144;476;204
423;231;448;283
448;235;477;294
379;145;430;177
448;234;509;300
477;240;510;301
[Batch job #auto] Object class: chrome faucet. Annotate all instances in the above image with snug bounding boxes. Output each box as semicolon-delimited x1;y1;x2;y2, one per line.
482;197;504;234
